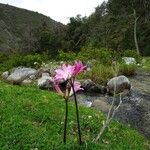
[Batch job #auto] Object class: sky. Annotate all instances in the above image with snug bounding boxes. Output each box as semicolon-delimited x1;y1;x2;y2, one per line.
0;0;104;24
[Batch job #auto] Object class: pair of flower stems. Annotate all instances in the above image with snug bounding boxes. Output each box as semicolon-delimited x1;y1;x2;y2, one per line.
63;79;82;145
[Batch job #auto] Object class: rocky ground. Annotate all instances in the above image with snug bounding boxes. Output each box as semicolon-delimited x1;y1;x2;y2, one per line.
74;69;150;141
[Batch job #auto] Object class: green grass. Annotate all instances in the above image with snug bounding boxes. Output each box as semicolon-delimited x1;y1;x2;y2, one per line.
79;63;137;85
0;80;149;150
143;57;150;72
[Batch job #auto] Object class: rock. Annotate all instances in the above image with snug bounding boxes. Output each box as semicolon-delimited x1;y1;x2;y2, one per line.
107;75;131;94
22;79;32;84
122;57;136;65
35;68;51;79
37;73;53;90
92;98;111;113
29;74;36;80
80;79;106;94
1;71;9;79
49;65;59;76
7;67;37;84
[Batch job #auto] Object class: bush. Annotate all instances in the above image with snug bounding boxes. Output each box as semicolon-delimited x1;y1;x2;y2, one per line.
119;63;137;76
58;50;77;61
0;52;8;63
79;63;114;85
0;53;50;72
79;61;137;85
122;49;142;63
142;57;150;71
77;45;112;65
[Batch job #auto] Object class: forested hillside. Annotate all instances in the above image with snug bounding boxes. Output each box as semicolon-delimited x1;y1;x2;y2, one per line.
64;0;150;55
0;0;149;56
0;3;65;54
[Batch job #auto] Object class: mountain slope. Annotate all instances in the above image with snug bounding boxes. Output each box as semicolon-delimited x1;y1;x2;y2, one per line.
0;3;65;54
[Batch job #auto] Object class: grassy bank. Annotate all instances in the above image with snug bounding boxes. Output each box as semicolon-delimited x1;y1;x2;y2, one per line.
0;80;149;149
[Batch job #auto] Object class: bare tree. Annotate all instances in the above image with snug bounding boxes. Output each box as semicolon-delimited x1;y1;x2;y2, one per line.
133;8;140;55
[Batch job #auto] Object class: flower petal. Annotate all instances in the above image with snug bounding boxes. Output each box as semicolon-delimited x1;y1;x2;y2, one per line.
74;61;86;76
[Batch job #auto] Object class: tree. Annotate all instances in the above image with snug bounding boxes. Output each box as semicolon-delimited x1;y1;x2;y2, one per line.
62;15;89;52
36;21;61;57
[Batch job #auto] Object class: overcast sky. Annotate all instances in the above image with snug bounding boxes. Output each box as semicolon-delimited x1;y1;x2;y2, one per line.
0;0;104;24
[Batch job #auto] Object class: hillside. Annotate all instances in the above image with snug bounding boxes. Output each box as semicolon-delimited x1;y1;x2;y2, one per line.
0;80;149;149
0;3;65;54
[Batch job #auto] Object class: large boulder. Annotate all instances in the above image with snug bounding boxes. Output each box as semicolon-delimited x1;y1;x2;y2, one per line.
122;57;136;65
107;75;131;94
80;79;106;94
7;67;37;84
37;73;53;90
22;79;32;85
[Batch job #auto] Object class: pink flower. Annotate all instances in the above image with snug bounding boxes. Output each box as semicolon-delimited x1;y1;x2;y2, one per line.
53;80;83;97
69;81;83;96
54;64;74;82
74;61;86;76
53;81;64;97
53;61;85;97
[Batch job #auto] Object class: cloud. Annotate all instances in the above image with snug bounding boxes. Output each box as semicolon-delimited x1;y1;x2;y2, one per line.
0;0;103;24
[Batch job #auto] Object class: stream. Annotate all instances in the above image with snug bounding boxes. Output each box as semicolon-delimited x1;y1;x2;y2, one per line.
75;70;150;140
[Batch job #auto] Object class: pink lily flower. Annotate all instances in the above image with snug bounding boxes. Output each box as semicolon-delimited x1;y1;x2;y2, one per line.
74;61;86;76
53;61;85;97
54;64;74;82
53;80;83;97
69;81;83;96
53;61;85;144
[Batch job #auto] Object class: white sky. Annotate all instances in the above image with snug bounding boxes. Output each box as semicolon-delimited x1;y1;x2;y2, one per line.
0;0;104;24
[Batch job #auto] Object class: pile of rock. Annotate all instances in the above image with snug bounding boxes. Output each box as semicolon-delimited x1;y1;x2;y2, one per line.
2;67;37;84
1;66;131;95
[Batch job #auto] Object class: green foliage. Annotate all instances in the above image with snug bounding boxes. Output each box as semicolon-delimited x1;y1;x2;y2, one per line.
119;63;137;76
79;64;114;85
77;45;112;65
62;15;88;51
0;53;50;71
37;22;62;57
79;61;137;85
142;57;150;71
0;52;8;63
0;80;148;149
58;50;77;61
122;50;142;63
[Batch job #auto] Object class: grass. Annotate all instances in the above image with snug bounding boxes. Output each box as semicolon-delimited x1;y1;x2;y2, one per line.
142;57;150;72
79;63;137;85
79;64;114;85
0;80;149;149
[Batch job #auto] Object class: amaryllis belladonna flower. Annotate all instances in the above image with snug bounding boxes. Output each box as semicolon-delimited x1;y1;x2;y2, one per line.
74;61;86;76
53;61;86;145
54;61;86;83
54;64;74;82
53;80;83;97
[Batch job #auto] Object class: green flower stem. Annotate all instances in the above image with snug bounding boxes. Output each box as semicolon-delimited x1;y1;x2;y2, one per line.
63;98;68;144
71;80;82;145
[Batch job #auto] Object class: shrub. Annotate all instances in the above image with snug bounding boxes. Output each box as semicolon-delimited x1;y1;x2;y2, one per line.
142;57;150;71
0;52;8;63
122;49;142;63
0;53;50;72
119;63;137;76
79;63;114;85
58;50;76;61
79;61;137;85
77;45;112;65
